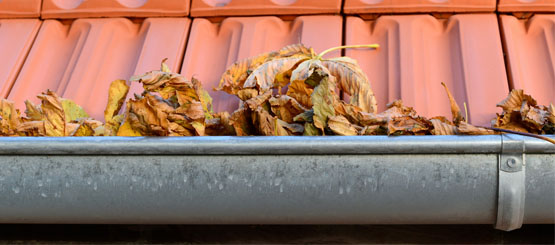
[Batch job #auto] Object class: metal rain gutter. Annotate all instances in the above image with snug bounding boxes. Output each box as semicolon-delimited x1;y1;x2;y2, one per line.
0;134;553;231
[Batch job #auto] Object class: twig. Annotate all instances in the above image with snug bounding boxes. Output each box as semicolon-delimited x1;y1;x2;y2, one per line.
483;126;555;145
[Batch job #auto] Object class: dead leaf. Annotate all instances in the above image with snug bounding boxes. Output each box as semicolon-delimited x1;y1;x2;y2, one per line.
0;99;20;136
441;82;464;125
311;70;337;133
218;44;311;95
497;89;537;112
431;118;457;135
328;115;359;136
458;121;496;135
322;57;377;113
269;95;308;123
387;116;431;135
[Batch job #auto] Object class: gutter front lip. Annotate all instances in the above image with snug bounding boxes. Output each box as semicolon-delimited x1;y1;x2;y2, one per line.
0;135;552;155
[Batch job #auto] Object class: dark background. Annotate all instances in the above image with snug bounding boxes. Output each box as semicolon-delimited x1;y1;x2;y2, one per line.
0;224;553;244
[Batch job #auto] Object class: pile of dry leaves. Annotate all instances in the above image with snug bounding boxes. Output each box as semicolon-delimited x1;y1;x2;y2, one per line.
0;44;553;141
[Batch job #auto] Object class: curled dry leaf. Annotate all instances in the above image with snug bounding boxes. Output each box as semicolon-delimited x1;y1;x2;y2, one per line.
441;82;464;125
431;118;457;135
218;44;312;95
311;70;337;133
0;99;20;136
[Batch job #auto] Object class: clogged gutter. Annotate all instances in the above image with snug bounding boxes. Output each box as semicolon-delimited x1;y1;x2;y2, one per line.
0;44;554;143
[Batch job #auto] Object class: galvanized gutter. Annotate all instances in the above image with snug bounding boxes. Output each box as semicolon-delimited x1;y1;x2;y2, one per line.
0;135;553;231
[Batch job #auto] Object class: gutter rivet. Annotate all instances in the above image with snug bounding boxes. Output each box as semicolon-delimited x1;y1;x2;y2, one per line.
506;158;518;168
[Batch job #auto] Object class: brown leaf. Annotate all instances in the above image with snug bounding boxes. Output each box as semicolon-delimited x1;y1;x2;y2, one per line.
387;116;431;135
252;107;276;136
237;89;259;101
458;121;496;135
431;118;457;135
269;95;308;123
360;125;387;135
243;57;308;92
37;91;68;136
206;112;235;136
322;57;377;113
441;82;464;125
230;107;255;136
328;115;359;136
286;79;314;108
497;89;537;112
17;121;45;136
218;44;311;95
275;119;304;136
245;90;272;110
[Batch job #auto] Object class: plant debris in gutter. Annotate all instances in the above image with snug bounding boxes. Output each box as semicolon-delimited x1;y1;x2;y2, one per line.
1;44;553;144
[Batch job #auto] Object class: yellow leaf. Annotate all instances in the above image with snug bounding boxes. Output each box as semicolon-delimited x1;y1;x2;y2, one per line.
161;58;171;73
311;70;337;133
116;119;142;136
104;79;129;123
328;115;359;136
0;99;20;136
24;100;42;121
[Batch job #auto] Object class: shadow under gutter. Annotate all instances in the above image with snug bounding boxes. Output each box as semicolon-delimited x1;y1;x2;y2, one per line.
0;135;553;231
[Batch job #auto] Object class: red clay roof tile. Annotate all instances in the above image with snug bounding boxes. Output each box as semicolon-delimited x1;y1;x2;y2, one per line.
344;0;496;14
0;0;41;18
0;19;41;99
41;0;190;19
498;0;555;12
190;0;341;17
8;18;190;120
500;14;554;106
345;14;509;126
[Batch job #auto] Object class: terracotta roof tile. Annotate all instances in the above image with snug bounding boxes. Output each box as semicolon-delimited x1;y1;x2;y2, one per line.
41;0;190;19
0;19;41;99
191;0;341;17
0;0;41;18
498;0;555;12
345;14;509;126
500;14;554;106
344;0;496;14
8;18;190;120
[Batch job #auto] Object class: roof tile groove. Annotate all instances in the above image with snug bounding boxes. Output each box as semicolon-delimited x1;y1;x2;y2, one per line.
8;18;190;120
180;15;342;113
345;14;509;126
41;0;190;19
344;0;496;14
498;0;555;12
0;0;42;18
500;14;554;106
190;0;341;17
0;19;41;99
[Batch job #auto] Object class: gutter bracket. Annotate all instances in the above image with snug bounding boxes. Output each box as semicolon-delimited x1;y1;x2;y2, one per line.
495;134;526;231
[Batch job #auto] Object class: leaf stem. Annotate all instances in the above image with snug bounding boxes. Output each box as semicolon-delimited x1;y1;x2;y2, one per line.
483;126;555;145
317;44;380;59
